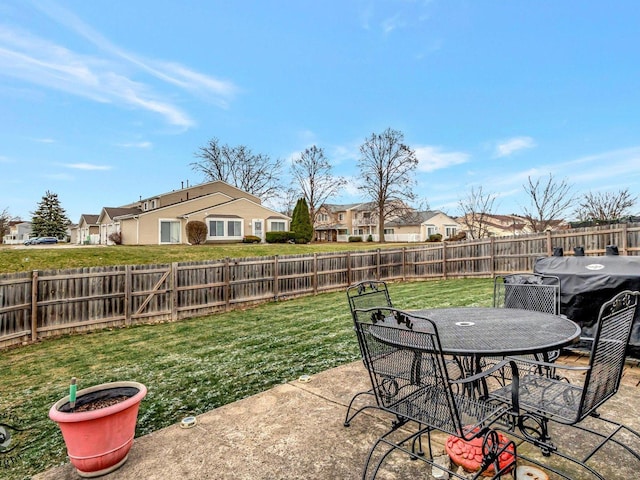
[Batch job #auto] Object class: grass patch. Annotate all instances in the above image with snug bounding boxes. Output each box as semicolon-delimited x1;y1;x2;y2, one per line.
0;278;492;479
0;242;421;274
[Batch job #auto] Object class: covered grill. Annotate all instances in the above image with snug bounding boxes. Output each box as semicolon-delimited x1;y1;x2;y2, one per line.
534;255;640;356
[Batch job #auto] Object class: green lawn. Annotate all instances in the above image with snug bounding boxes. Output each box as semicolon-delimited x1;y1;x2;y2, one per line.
0;278;493;479
0;242;421;274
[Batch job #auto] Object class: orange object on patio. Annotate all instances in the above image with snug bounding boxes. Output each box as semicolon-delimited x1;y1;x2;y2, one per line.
445;429;515;476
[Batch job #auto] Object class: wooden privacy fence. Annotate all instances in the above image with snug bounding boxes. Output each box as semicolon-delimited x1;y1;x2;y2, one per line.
2;222;640;349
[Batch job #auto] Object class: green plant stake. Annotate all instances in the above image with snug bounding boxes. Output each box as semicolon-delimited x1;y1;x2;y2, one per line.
69;377;77;411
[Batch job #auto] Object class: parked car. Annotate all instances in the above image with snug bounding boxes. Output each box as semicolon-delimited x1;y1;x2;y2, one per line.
34;237;58;244
24;237;40;245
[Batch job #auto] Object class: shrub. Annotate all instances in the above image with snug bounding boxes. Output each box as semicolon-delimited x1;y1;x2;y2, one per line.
446;231;467;242
266;231;295;243
186;220;208;245
348;236;363;242
108;232;122;245
367;235;373;242
427;233;443;242
242;235;261;244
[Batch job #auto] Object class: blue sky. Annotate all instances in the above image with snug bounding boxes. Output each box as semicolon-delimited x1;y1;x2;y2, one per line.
1;0;639;223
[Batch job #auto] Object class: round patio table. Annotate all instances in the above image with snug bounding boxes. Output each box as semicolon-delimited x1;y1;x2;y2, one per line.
411;307;581;358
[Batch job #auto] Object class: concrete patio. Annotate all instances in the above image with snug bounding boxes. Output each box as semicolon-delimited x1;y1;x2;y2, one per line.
34;353;640;480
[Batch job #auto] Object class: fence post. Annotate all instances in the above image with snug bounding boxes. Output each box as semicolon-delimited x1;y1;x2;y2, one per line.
313;253;318;294
273;255;279;301
31;270;39;342
546;230;553;257
347;252;352;285
224;258;231;311
622;223;629;255
490;237;496;277
124;265;132;325
442;243;448;280
171;262;178;322
402;247;407;281
376;249;381;280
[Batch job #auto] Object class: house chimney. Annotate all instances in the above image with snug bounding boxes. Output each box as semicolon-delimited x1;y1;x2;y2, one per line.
181;181;184;189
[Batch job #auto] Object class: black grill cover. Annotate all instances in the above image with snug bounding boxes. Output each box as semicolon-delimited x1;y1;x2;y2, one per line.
534;255;640;355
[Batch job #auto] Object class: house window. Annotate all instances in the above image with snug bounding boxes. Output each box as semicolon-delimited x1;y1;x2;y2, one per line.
143;201;149;211
228;220;242;237
151;199;157;209
210;220;224;237
208;219;243;239
383;228;394;234
318;213;328;222
338;213;344;221
160;220;181;244
269;220;286;231
445;226;457;237
426;226;437;236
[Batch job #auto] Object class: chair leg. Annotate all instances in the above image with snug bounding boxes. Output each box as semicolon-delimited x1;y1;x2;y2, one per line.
344;389;377;427
361;424;516;480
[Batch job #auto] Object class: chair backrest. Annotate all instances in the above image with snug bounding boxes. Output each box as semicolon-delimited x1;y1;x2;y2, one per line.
352;306;467;437
346;281;393;319
579;290;639;419
493;273;560;315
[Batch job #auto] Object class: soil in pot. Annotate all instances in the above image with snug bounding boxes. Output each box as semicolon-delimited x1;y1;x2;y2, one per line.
57;386;139;413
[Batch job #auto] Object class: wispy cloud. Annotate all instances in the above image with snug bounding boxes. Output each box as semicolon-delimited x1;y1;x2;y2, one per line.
494;136;536;157
382;14;405;34
116;141;152;149
415;146;470;172
63;163;111;171
0;1;239;128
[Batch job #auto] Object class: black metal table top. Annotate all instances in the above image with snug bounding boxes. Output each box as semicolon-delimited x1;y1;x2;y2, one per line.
411;307;581;357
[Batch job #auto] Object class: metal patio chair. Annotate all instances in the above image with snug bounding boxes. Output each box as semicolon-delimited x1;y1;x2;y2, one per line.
492;290;640;479
491;273;563;376
344;281;394;426
354;306;516;480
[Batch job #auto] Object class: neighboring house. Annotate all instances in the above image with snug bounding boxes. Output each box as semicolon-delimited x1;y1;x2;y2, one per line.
2;221;33;244
456;213;568;238
314;203;360;242
386;210;462;242
314;204;459;242
75;214;100;245
82;180;290;246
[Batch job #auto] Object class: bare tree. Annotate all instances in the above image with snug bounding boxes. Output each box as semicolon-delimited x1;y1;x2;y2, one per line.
0;207;13;242
521;174;573;232
291;145;346;227
192;138;283;201
574;188;637;224
457;186;498;239
358;128;418;242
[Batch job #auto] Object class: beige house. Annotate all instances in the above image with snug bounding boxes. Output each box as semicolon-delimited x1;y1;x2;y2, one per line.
385;210;462;241
456;213;569;238
314;204;461;242
76;180;290;246
75;214;100;245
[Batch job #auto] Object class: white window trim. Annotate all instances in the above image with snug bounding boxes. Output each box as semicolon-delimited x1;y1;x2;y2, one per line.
159;219;182;244
207;217;244;240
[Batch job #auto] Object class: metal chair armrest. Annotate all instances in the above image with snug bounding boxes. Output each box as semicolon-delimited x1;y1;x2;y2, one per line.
505;355;590;374
451;359;511;386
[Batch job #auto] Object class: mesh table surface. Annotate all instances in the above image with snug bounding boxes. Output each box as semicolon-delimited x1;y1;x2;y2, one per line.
411;307;581;357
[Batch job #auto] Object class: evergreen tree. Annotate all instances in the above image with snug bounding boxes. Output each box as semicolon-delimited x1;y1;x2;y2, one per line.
31;191;71;238
290;198;313;243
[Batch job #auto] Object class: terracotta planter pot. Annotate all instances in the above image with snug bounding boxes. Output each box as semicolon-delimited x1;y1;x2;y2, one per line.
49;381;147;478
